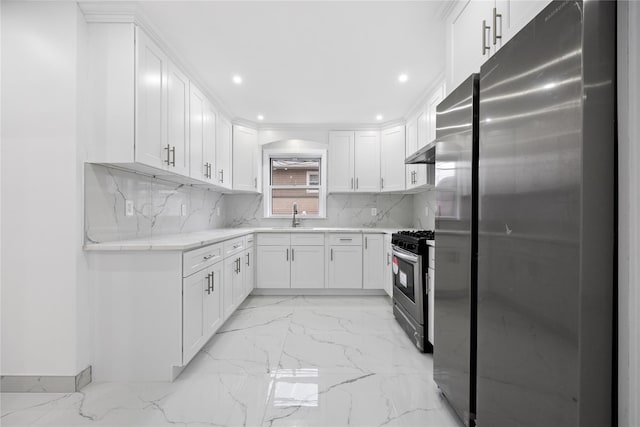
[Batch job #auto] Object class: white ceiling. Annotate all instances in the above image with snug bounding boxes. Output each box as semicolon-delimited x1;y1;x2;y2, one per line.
136;1;447;125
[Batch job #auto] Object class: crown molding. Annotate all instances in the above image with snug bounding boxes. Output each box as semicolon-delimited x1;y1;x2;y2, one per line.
252;118;406;132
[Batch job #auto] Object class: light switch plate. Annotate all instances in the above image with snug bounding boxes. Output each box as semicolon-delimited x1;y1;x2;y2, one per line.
371;207;377;216
181;204;188;217
125;200;134;217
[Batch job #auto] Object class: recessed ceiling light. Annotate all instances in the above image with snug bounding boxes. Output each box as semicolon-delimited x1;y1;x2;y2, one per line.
232;75;243;84
376;114;384;121
398;74;408;83
257;114;264;121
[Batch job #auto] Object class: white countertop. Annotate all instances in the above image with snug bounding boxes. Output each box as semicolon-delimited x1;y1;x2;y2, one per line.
84;227;399;251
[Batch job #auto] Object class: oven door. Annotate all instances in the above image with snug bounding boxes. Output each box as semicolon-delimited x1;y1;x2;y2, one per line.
392;245;424;323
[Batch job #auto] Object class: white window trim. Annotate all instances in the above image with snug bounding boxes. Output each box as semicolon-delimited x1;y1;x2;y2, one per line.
263;148;327;219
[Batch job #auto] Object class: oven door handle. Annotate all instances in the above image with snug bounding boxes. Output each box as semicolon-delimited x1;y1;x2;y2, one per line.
392;247;419;264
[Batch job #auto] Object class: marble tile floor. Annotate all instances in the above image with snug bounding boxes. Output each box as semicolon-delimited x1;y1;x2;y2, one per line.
1;295;462;427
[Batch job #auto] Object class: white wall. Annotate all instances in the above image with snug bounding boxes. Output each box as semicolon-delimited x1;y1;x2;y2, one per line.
1;2;90;376
617;2;640;425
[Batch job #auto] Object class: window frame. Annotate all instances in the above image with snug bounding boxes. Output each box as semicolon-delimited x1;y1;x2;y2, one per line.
263;148;327;219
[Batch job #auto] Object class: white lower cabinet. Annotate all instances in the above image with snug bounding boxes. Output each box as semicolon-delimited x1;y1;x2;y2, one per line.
363;234;384;289
291;245;325;288
243;248;254;296
328;245;363;289
257;233;325;289
383;234;393;297
224;254;244;318
257;245;291;288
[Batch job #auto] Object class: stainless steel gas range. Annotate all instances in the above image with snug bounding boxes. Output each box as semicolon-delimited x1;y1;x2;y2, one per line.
391;230;434;353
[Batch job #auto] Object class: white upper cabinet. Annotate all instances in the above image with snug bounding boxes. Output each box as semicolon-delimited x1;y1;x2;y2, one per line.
328;131;355;192
189;83;208;182
354;131;381;192
380;126;406;192
203;100;217;184
447;0;551;90
135;27;168;170
406;116;427;190
216;117;233;189
166;62;190;176
427;84;445;143
233;125;260;193
328;130;380;193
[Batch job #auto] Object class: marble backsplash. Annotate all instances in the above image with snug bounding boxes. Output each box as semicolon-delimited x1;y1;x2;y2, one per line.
411;189;436;230
224;193;414;229
84;164;225;243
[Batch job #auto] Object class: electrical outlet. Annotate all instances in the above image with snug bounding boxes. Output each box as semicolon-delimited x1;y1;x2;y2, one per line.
371;207;377;216
181;204;188;217
216;206;221;217
125;200;134;217
425;206;429;217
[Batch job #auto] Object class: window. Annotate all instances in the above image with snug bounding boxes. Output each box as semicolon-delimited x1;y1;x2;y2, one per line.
263;149;327;218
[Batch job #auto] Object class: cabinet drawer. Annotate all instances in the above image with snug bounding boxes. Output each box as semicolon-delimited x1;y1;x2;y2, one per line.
244;234;255;248
183;243;223;277
328;233;362;246
291;233;325;246
224;237;245;258
428;246;435;269
257;233;291;246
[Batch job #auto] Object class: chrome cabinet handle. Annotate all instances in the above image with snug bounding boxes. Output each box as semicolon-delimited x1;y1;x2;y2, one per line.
238;257;241;273
356;178;359;189
206;273;212;294
339;238;352;241
203;254;215;260
219;169;224;183
211;272;215;292
170;146;176;167
286;248;289;261
351;178;354;189
381;177;384;189
164;144;171;165
291;248;295;262
482;20;491;55
254;177;257;188
204;163;209;178
493;7;502;46
365;237;368;249
246;252;250;266
330;248;333;261
387;253;391;265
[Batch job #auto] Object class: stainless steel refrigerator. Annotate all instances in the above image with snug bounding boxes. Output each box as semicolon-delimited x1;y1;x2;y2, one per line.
432;74;479;426
434;1;616;426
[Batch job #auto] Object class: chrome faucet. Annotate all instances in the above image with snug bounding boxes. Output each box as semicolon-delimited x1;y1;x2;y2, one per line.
292;203;301;228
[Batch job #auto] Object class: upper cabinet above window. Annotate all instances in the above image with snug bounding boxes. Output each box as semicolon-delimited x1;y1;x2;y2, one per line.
328;131;381;193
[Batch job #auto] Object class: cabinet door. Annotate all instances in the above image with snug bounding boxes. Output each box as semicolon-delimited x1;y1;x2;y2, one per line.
232;256;244;307
354;131;381;192
363;234;384;289
216;117;232;189
223;256;238;319
135;28;167;169
427;84;445;143
167;62;190;176
328;246;363;289
417;110;429;150
291;246;325;289
189;83;207;181
183;271;204;364
381;126;406;192
449;0;494;90
233;125;258;192
256;246;291;288
428;267;435;346
202;101;217;184
503;0;550;44
203;262;223;339
384;235;393;297
243;249;254;296
328;131;355;192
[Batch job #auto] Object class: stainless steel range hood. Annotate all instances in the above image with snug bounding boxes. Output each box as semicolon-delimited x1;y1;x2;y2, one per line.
405;140;436;164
